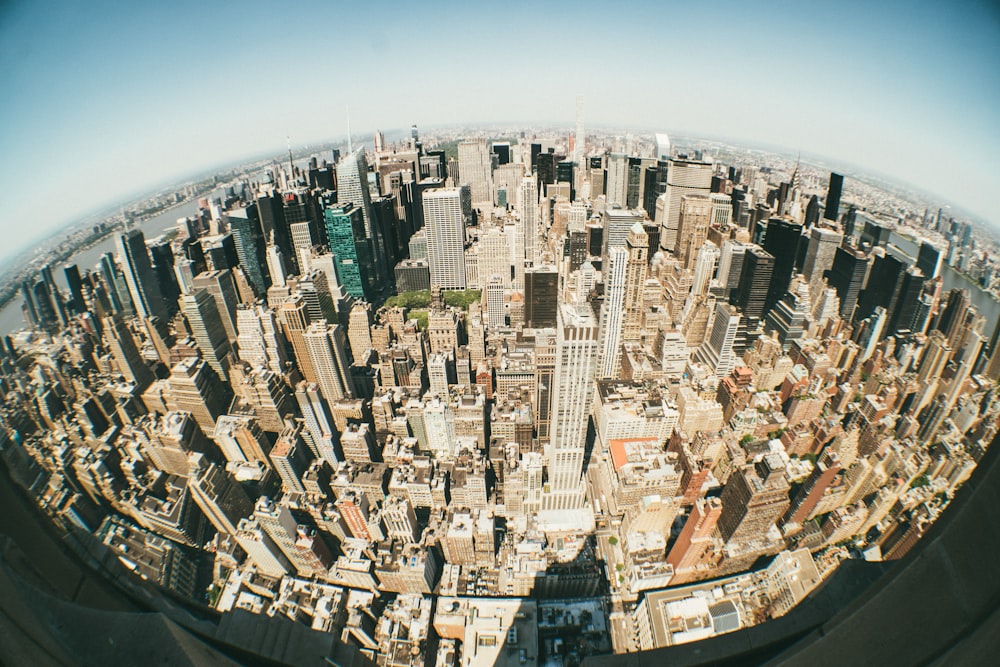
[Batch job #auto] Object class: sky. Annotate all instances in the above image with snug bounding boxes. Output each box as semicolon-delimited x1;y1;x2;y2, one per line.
1;0;998;263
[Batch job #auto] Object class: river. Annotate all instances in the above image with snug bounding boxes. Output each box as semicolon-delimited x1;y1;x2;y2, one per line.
889;232;1000;342
0;198;208;335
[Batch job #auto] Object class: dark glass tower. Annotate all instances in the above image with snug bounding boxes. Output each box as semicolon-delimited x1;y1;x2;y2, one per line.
825;244;868;320
524;266;559;329
762;218;804;312
825;172;843;222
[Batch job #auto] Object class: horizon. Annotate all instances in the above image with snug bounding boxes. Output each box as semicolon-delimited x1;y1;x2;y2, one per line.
1;0;998;265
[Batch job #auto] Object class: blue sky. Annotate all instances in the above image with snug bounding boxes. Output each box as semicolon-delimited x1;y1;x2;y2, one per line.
1;0;998;262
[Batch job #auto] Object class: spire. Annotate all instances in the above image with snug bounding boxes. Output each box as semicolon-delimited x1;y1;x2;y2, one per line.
346;104;352;155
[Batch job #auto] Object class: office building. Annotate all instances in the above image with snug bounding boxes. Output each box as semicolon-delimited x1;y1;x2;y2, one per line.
423;187;470;289
658;155;713;252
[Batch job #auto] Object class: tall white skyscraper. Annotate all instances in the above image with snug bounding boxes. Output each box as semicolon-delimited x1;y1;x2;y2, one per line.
478;227;511;289
423;187;470;289
655;133;671;161
657;155;714;252
574;95;585;165
236;304;288;375
519;177;539;266
544;303;599;511
694;302;741;377
484;275;505;329
597;246;627;380
457;138;493;204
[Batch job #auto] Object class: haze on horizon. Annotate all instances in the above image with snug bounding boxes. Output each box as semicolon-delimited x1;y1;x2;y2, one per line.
1;0;998;264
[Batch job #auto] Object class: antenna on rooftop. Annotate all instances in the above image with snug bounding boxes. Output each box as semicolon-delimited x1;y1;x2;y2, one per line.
346;104;353;154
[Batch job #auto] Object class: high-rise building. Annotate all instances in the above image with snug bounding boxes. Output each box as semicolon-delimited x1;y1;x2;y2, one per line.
666;497;722;572
762;218;804;312
621;224;649;343
116;228;168;322
602;207;645;264
63;264;86;315
166;357;233;436
103;314;154;390
597;246;627;380
192;269;240;345
674;194;712;270
324;202;375;301
732;246;774;322
605;153;629;207
731;245;774;355
457;138;493;204
694;302;741;376
294;382;338;465
347;302;373;362
303;321;355;405
802;226;843;298
519;177;539;266
543;303;599;511
278;295;316;383
337;148;388;284
524;265;558;329
228;209;268;296
269;425;311;495
717;455;790;550
235;304;288;375
657;155;713;252
916;241;943;280
825;243;868;320
423;187;469;289
179;287;233;383
824;173;843;222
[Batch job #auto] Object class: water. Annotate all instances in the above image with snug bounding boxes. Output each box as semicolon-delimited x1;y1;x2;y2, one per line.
889;232;1000;341
0;199;205;335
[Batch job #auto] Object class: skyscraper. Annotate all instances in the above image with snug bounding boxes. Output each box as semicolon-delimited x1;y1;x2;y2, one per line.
657;154;713;252
324;202;375;301
597;246;627;380
802;225;843;298
524;265;558;329
824;173;843;222
519;177;539;267
717;455;790;550
337;148;388;283
423;187;469;289
694;302;741;376
179;287;233;383
103;314;154;389
295;382;338;465
674;193;712;270
605;153;629;207
192;269;240;345
762;218;804;312
117;228;168;322
457;138;493;204
825;243;868;320
303;321;355;405
621;223;649;343
544;303;599;511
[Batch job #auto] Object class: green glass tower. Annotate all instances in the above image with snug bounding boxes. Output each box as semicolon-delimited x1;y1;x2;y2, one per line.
324;202;375;301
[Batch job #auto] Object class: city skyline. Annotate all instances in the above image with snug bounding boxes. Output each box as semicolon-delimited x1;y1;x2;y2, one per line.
1;0;999;263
